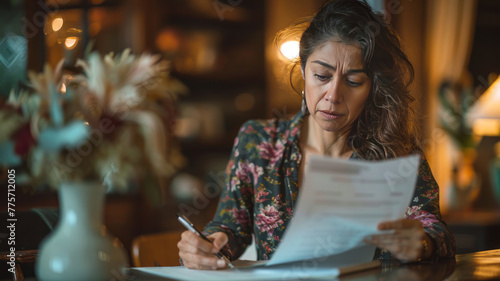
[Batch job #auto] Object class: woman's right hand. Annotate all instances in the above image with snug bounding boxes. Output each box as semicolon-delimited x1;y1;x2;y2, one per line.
177;231;229;270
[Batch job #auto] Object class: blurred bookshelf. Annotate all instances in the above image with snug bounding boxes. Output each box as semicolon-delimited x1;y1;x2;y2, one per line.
141;0;268;225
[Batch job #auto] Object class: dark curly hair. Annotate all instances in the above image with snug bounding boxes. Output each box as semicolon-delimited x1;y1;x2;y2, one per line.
297;0;416;160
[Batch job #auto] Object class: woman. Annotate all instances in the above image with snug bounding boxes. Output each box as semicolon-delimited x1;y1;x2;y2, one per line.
177;0;456;270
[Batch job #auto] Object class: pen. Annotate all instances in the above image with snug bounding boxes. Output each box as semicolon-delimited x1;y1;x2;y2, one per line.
177;213;235;269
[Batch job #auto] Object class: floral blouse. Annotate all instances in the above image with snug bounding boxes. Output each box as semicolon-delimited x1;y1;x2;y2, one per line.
203;110;456;261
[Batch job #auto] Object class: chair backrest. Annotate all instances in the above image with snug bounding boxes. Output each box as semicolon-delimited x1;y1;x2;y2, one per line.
0;208;58;279
131;230;184;267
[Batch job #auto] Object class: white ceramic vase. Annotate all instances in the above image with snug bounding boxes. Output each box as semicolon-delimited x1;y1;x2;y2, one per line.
35;182;129;281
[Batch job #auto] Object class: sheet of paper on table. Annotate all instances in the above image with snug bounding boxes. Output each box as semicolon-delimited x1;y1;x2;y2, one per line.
135;154;420;280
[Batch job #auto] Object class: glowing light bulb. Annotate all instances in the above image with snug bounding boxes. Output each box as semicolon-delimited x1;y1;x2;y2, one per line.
52;17;63;32
280;40;300;60
64;37;78;49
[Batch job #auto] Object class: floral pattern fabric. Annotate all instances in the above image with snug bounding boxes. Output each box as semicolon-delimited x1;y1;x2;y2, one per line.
203;110;456;261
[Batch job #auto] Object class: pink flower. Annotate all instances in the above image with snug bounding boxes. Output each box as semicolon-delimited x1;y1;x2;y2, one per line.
230;177;239;191
230;208;249;225
256;205;283;236
257;140;285;167
256;190;269;202
424;189;437;200
236;161;252;184
263;126;277;138
406;205;420;215
245;125;254;133
273;194;281;204
235;160;264;184
406;209;440;228
250;163;264;184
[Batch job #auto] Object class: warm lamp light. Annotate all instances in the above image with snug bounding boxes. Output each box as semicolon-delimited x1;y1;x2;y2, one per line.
60;83;67;94
52;17;63;32
467;75;500;210
279;40;300;60
64;37;78;49
58;28;82;51
473;119;500;136
468;76;500;135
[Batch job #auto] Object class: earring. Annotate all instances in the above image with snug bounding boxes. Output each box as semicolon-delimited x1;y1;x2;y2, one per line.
301;90;308;114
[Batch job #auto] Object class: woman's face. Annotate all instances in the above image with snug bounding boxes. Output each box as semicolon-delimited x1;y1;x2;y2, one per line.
303;41;371;134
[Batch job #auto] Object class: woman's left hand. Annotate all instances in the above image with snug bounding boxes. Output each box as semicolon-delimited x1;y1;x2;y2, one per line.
363;218;432;262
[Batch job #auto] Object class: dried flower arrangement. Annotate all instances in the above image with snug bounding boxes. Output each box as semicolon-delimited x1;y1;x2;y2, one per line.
0;49;185;199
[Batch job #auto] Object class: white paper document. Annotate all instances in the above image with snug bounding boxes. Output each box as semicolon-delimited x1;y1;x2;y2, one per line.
268;154;420;265
135;154;420;280
133;247;380;281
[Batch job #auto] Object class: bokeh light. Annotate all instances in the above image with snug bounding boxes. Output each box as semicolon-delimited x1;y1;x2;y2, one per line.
280;40;300;60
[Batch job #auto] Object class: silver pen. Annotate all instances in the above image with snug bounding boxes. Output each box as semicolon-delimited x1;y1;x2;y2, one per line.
177;213;235;269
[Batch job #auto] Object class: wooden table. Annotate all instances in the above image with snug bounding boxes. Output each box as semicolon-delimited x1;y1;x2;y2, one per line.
127;249;500;281
4;249;499;280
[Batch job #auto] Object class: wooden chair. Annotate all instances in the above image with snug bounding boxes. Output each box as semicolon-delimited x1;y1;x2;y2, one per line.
0;208;57;280
131;230;184;267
